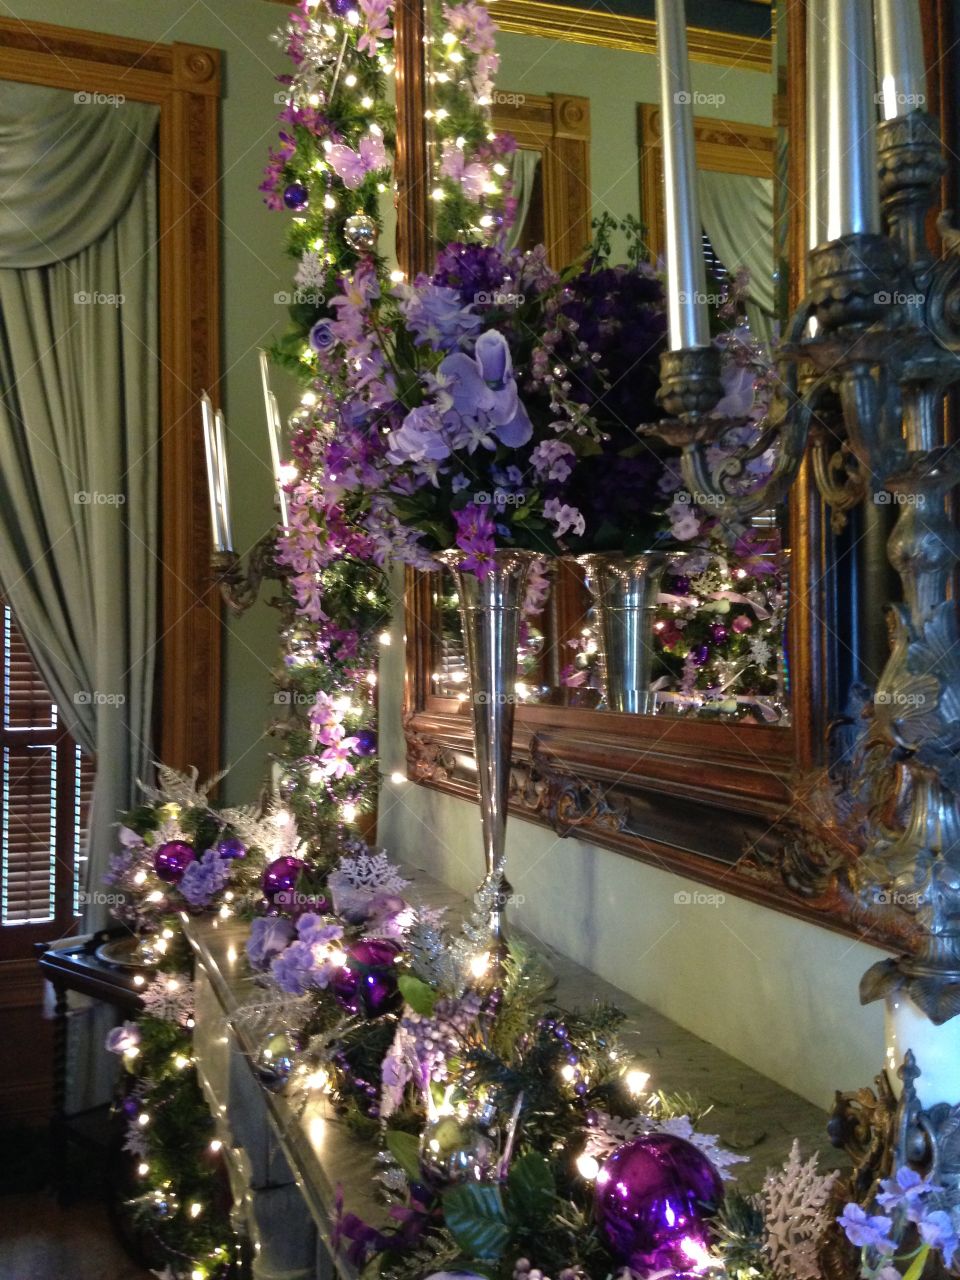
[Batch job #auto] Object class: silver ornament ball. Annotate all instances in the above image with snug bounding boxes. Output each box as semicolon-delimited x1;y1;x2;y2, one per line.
418;1114;498;1188
255;1030;299;1093
343;213;378;253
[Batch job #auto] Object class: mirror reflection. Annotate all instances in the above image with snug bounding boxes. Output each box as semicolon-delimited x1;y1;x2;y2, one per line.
424;1;790;724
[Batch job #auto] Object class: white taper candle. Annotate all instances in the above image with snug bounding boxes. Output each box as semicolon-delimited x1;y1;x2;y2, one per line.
259;349;291;530
213;409;234;554
655;0;710;350
200;392;225;553
806;0;830;251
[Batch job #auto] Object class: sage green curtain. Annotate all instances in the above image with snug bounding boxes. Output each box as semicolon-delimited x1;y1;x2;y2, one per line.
698;169;776;346
0;84;160;931
506;149;541;251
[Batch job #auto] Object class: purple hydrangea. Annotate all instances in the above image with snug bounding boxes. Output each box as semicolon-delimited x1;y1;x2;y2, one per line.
270;940;319;995
395;282;481;351
269;916;346;994
178;849;232;908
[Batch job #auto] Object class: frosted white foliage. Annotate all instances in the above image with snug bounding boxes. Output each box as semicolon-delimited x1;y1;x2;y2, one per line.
582;1111;749;1180
761;1139;837;1280
333;848;409;894
139;763;225;810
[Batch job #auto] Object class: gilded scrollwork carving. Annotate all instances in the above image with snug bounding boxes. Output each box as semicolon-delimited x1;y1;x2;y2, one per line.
403;714;455;783
509;737;628;839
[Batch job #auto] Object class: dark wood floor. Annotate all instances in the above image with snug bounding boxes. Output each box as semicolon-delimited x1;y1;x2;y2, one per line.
0;1194;153;1280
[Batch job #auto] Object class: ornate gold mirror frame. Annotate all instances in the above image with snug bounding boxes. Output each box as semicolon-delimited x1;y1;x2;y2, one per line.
0;18;223;781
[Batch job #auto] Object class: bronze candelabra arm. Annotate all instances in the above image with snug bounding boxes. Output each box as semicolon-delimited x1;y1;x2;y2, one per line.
211;532;285;616
645;309;814;521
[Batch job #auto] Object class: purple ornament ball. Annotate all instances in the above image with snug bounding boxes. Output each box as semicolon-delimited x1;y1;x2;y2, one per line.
594;1133;723;1274
154;840;196;884
262;855;305;900
331;937;401;1017
327;0;354;14
282;182;309;211
671;575;691;596
353;728;378;757
217;836;247;860
709;623;728;645
689;643;710;667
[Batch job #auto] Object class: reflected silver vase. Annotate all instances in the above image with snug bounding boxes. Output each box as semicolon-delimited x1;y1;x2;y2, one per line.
438;548;536;964
577;552;667;715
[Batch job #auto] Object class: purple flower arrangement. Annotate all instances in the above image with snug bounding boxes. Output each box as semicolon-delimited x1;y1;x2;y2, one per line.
282;239;678;612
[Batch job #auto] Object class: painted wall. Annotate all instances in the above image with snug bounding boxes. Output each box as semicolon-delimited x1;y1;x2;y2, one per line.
0;0;295;802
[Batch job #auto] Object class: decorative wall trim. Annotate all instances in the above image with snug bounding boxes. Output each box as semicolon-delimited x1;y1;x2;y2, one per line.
403;703;914;949
0;19;224;781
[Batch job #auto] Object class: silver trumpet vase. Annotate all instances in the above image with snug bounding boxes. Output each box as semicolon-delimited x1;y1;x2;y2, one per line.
439;548;536;968
577;552;667;715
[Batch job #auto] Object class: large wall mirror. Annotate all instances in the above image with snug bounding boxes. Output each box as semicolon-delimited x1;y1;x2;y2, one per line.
400;0;923;942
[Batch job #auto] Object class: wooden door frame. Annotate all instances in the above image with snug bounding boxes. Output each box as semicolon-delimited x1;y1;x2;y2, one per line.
0;17;223;782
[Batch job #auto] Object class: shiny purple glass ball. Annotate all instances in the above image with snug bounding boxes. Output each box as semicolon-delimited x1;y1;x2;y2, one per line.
328;0;354;14
217;836;247;860
282;181;309;211
671;575;691;596
353;728;378;757
331;937;401;1017
689;643;710;667
594;1133;723;1273
262;855;305;899
153;840;196;884
709;624;729;645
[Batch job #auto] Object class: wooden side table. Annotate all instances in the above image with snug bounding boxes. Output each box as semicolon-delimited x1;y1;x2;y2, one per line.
36;932;144;1202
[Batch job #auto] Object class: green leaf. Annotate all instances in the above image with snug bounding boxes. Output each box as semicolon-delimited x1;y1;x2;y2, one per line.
901;1245;931;1280
399;974;439;1016
385;1130;421;1183
506;1152;555;1222
442;1183;510;1261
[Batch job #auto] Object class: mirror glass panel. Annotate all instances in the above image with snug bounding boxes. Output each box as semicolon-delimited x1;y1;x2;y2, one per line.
422;1;792;725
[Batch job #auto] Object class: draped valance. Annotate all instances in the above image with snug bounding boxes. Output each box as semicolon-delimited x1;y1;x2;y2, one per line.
0;82;158;268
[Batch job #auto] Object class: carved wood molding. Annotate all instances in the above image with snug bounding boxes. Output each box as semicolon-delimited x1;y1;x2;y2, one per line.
0;19;224;781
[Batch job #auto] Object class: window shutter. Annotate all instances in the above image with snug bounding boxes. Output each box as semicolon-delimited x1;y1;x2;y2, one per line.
3;607;57;730
0;600;92;941
2;744;56;924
